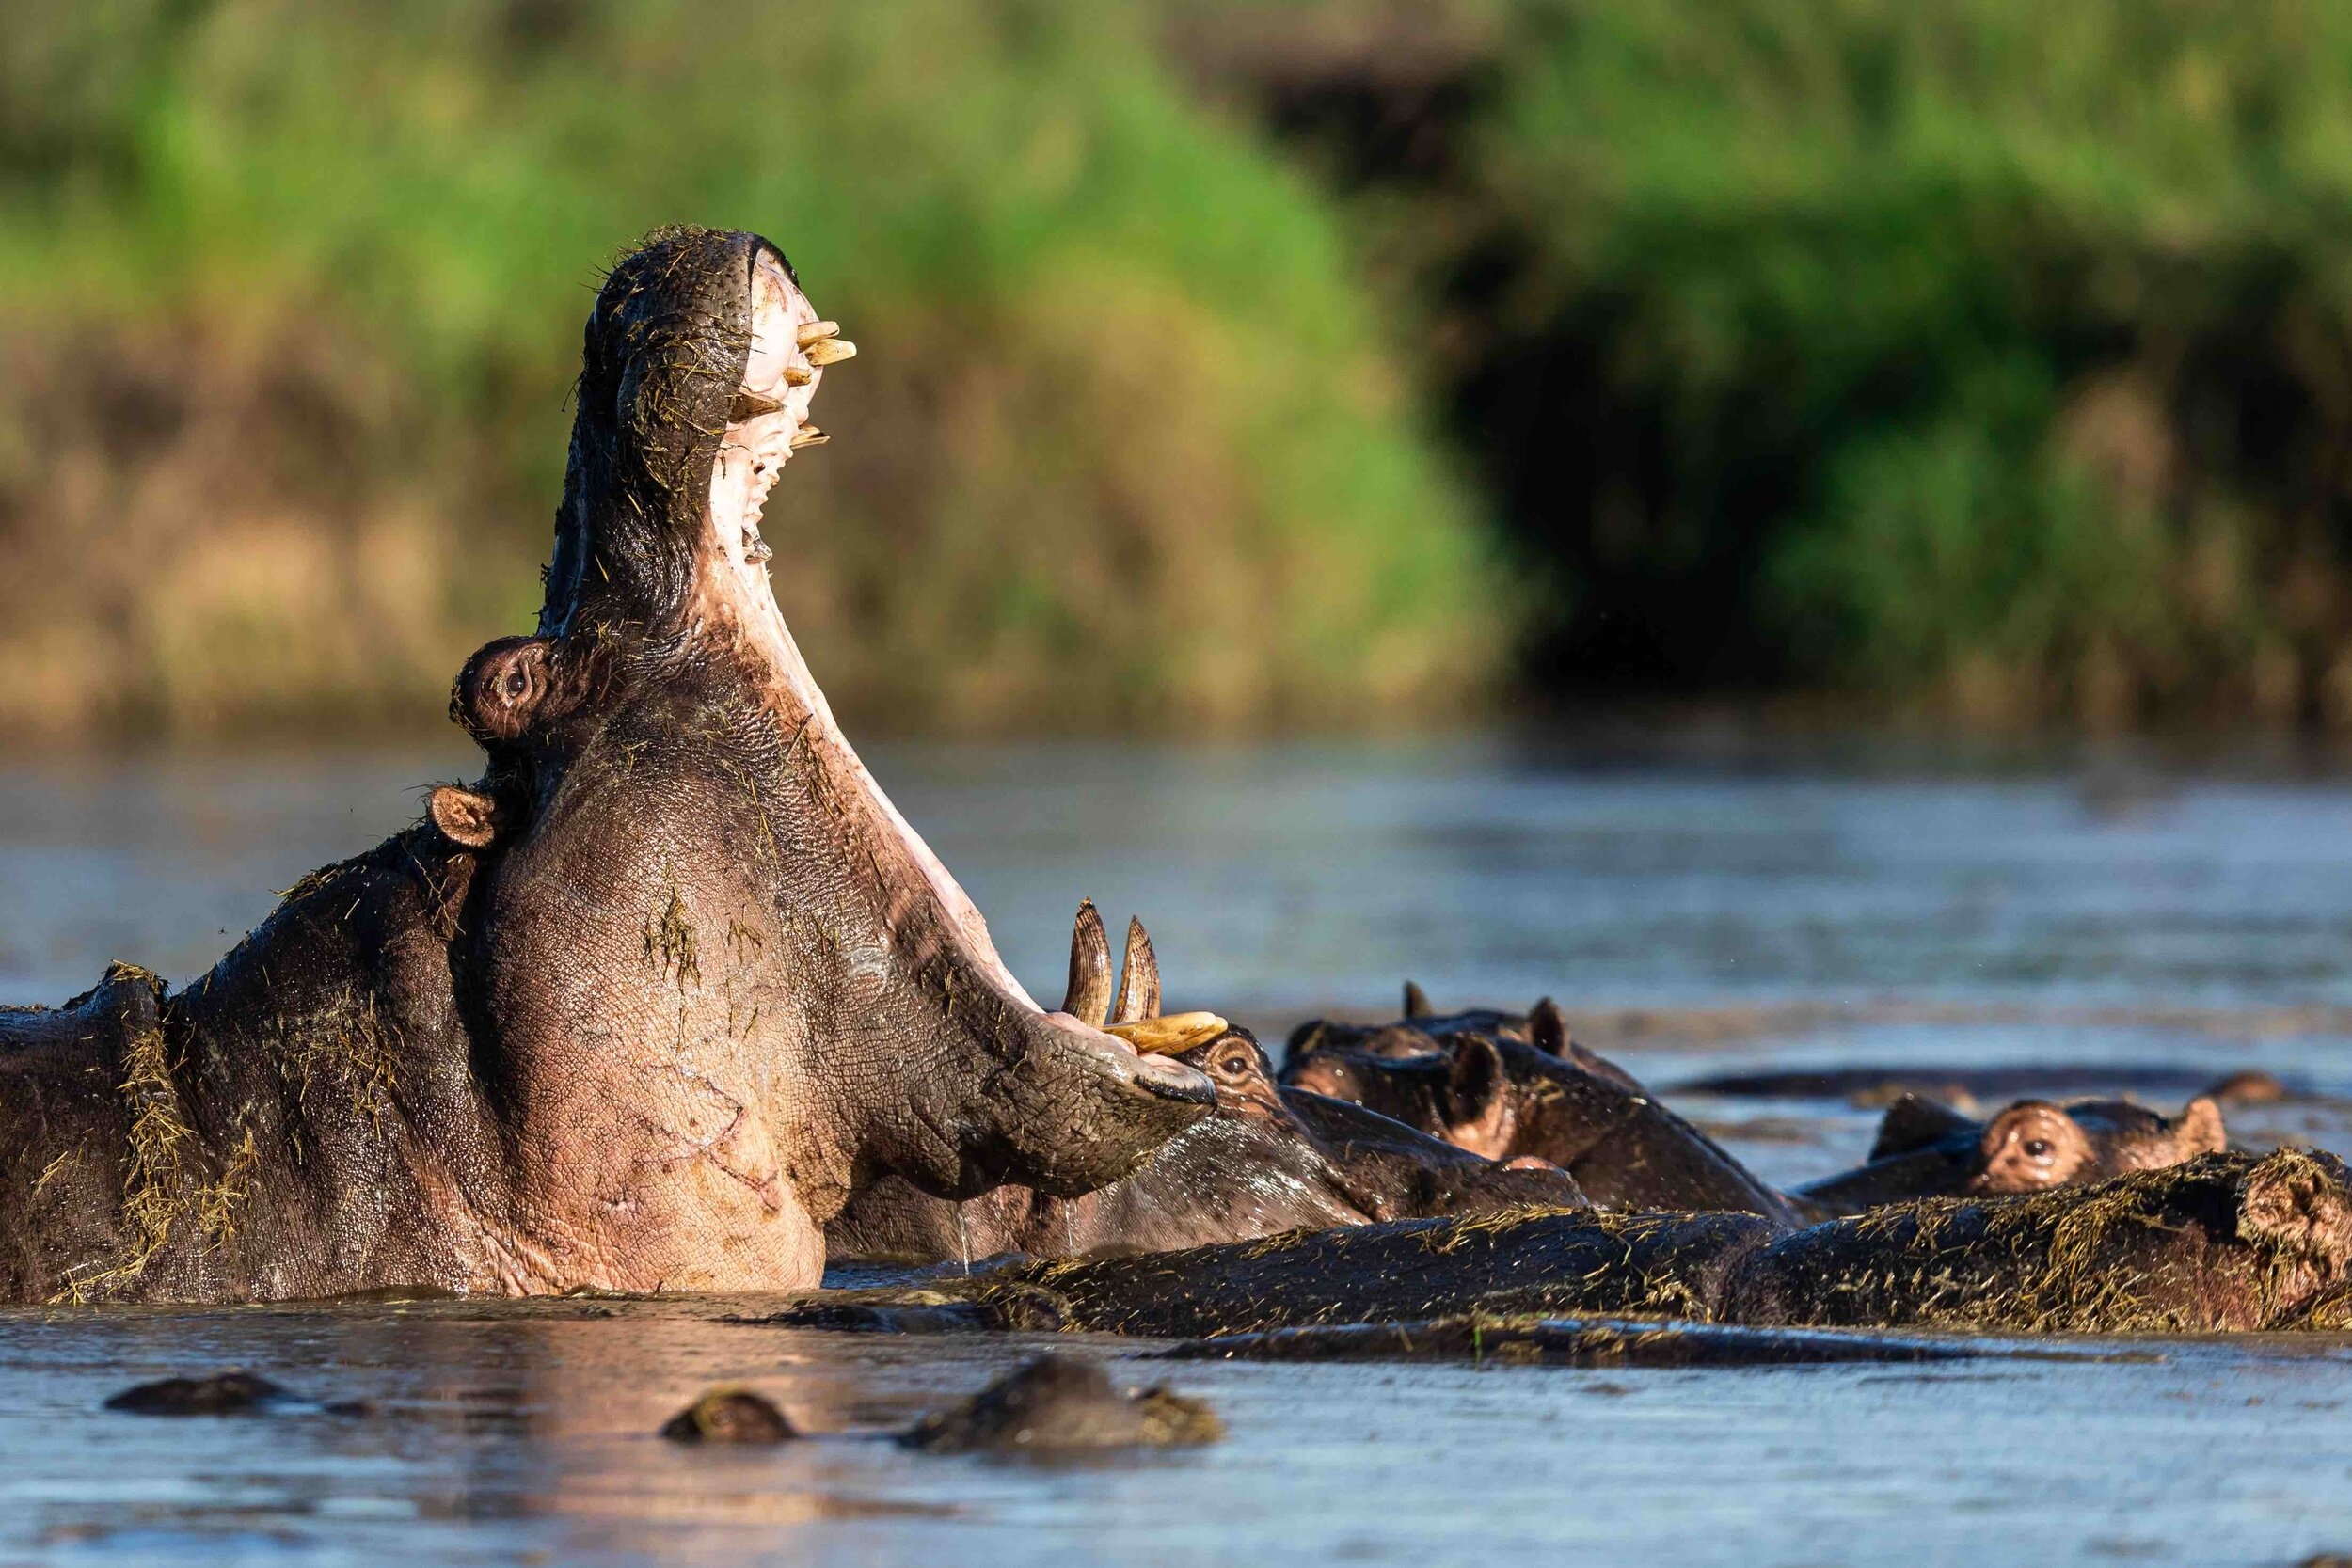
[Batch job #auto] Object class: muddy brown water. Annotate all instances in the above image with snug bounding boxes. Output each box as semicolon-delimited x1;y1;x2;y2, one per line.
5;736;2352;1564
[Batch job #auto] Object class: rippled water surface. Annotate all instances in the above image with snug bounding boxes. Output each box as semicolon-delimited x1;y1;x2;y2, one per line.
4;736;2352;1565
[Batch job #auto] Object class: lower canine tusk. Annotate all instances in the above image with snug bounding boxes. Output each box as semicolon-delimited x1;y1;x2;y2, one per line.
1103;1012;1227;1054
790;426;829;450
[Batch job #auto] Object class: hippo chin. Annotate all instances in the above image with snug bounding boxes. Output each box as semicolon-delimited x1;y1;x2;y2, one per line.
0;227;1212;1304
828;908;1585;1263
1283;991;1798;1223
1794;1091;2230;1216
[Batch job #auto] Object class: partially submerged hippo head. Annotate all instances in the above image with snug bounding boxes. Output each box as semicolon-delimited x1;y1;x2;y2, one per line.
1795;1091;2229;1216
827;910;1583;1263
1283;997;1794;1220
0;228;1212;1303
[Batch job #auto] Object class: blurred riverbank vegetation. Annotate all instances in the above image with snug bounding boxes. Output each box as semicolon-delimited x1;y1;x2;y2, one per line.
8;0;2352;737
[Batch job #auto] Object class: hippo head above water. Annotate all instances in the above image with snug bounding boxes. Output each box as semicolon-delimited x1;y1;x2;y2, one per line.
1283;994;1798;1221
0;228;1214;1303
1794;1091;2230;1215
826;909;1584;1264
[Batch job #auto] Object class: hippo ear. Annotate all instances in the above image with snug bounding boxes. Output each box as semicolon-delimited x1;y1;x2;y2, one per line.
1869;1094;1979;1161
1443;1036;1511;1156
1403;980;1433;1020
1527;997;1569;1057
2239;1148;2352;1262
428;785;501;849
2174;1095;2228;1156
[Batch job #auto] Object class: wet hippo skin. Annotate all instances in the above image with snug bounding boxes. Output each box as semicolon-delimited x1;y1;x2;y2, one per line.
0;229;1213;1304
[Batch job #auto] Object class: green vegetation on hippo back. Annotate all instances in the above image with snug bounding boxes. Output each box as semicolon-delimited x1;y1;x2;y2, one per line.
0;228;1216;1306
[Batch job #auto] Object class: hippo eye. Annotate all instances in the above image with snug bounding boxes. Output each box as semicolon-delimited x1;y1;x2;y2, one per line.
502;669;529;701
2023;1138;2055;1161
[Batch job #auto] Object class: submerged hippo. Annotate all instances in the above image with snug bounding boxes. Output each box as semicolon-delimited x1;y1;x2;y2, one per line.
801;1148;2352;1339
0;228;1214;1304
1794;1091;2229;1215
828;907;1585;1262
1283;994;1799;1222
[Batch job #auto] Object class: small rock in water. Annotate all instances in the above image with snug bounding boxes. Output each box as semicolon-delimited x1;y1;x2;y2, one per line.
659;1386;797;1444
104;1370;292;1415
900;1354;1223;1454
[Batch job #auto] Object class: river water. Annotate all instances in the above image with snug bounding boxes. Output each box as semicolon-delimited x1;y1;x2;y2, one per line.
2;736;2350;1565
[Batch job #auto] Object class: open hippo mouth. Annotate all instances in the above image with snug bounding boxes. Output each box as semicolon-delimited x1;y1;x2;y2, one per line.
448;226;1215;1284
687;243;1216;1112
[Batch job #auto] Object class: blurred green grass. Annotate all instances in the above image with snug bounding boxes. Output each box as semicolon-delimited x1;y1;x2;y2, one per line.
1393;0;2352;727
11;0;2352;738
0;0;1502;737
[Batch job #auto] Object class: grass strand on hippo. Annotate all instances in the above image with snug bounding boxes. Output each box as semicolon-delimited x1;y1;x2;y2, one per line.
0;227;1216;1304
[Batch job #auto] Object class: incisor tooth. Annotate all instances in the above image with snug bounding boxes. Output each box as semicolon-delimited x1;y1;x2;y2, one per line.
796;321;841;347
804;339;856;367
783;365;812;387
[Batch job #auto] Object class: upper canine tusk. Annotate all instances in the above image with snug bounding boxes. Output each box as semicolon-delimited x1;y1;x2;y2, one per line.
1111;917;1160;1024
789;426;830;450
804;339;857;367
1104;1012;1228;1054
797;321;842;347
1062;899;1115;1028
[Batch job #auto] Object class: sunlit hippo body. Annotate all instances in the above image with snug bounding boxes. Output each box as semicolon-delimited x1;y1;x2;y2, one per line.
1283;992;1800;1222
0;228;1212;1304
829;911;1584;1263
1794;1091;2230;1216
802;1148;2352;1339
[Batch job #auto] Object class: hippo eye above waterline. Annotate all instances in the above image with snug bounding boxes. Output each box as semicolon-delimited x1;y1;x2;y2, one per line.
2023;1138;2055;1160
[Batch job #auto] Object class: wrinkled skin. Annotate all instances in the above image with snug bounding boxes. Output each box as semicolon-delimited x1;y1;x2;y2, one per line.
1795;1091;2231;1216
0;228;1211;1304
802;1149;2352;1339
1284;997;1798;1223
828;1028;1586;1262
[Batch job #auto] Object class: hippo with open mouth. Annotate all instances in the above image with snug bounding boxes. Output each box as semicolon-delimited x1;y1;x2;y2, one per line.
0;227;1213;1304
828;907;1586;1263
